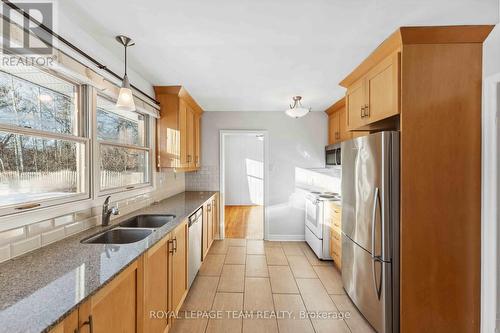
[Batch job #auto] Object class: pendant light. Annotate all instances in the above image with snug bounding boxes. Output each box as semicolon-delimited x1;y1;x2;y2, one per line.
285;96;311;118
115;35;136;111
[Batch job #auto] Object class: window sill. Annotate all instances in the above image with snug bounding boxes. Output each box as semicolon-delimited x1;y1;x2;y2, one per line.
0;184;156;232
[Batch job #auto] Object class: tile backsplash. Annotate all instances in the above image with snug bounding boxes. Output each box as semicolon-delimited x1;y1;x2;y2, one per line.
0;211;100;262
186;165;219;191
0;169;185;264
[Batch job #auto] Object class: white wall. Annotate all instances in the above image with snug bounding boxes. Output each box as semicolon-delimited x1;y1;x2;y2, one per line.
224;135;264;206
196;111;328;240
484;26;500;78
482;9;500;332
55;0;154;96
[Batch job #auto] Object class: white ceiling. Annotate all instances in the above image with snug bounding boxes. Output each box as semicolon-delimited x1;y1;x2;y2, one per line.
58;0;498;111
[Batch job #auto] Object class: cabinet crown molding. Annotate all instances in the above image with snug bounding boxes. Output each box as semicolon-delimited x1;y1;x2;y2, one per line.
340;25;494;88
324;98;345;115
154;85;204;115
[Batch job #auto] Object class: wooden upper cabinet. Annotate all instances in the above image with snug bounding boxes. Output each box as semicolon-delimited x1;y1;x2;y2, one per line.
344;52;401;130
328;111;340;144
194;113;201;168
338;106;350;142
186;106;195;168
346;79;366;130
178;99;189;169
155;93;180;168
170;220;188;313
365;53;400;123
325;98;360;144
154;86;203;172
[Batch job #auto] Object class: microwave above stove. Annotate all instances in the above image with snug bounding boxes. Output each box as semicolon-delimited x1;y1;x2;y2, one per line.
325;144;341;167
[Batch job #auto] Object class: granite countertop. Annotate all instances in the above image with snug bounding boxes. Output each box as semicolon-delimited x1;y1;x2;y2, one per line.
0;191;217;333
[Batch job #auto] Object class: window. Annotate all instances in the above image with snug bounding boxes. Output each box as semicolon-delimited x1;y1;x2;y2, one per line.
96;96;150;192
0;66;87;210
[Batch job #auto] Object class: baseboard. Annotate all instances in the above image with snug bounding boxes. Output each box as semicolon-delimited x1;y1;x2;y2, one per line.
266;234;305;241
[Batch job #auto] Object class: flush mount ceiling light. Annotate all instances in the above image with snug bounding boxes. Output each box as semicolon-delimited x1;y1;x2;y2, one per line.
115;35;136;111
285;96;311;118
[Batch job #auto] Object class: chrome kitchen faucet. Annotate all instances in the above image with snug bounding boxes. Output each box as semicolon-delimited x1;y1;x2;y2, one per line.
102;196;119;226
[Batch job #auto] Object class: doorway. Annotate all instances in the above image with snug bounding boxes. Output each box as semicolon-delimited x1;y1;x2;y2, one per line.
219;130;268;240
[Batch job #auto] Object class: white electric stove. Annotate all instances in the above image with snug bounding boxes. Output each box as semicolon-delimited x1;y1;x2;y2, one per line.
305;191;341;260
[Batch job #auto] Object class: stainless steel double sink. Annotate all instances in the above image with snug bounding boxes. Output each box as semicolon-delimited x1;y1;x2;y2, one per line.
81;214;176;245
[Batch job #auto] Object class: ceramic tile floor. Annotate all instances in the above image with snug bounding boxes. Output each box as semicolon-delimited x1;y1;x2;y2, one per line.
171;239;375;333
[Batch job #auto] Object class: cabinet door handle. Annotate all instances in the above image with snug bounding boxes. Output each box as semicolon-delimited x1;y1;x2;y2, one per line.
78;315;93;333
168;240;175;254
360;106;365;118
365;104;370;117
173;237;177;252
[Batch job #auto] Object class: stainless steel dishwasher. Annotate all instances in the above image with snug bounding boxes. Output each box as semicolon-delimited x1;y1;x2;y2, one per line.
188;208;203;287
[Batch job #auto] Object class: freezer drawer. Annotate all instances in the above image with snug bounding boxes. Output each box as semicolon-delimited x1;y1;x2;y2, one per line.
342;234;393;333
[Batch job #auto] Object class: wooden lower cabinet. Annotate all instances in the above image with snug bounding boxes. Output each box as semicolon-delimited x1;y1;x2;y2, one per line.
326;201;342;270
212;194;219;240
79;263;139;333
141;238;170;333
202;195;219;259
202;201;209;259
206;200;214;252
52;197;217;333
49;310;78;333
170;220;188;313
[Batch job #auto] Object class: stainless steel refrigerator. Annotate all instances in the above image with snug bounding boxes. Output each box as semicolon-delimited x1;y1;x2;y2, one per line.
341;131;399;333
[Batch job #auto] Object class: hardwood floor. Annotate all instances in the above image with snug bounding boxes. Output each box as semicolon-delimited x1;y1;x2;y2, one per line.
224;205;263;239
171;240;375;333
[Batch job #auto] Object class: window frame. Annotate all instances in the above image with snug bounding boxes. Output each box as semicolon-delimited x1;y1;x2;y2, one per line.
0;69;91;217
92;91;153;197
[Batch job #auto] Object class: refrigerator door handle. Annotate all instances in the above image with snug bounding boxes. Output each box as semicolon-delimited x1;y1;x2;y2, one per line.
372;257;383;300
371;187;380;258
371;187;382;300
